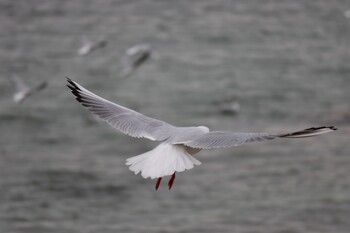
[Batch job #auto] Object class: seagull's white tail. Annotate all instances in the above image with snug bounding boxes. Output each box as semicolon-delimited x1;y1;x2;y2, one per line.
126;142;201;179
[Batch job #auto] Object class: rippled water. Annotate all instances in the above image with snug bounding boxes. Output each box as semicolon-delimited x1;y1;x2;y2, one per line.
1;0;350;232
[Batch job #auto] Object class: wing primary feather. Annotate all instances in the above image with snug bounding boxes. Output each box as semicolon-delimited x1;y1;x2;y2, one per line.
279;126;337;138
183;126;336;149
66;77;178;141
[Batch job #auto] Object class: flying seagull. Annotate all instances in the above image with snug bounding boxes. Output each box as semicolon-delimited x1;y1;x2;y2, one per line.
78;36;107;56
66;78;337;190
10;75;48;103
120;43;157;77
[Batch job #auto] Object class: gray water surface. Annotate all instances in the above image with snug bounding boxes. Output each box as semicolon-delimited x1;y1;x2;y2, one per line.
1;1;349;232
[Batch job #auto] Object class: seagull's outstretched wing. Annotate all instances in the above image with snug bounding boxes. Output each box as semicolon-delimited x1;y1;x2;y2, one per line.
67;78;337;148
182;126;337;149
67;78;176;141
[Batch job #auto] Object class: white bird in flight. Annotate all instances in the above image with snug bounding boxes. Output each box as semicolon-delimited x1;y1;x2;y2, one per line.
120;43;157;77
67;78;337;190
78;36;107;56
10;75;48;103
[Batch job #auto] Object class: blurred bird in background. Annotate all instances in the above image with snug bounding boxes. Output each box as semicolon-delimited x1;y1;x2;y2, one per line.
10;75;48;103
120;43;158;77
219;100;241;115
77;36;107;56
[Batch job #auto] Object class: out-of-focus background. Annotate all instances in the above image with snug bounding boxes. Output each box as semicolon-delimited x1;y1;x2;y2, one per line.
0;0;349;232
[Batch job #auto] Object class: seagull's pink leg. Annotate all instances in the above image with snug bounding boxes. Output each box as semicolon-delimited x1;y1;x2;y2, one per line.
168;172;176;190
155;177;162;190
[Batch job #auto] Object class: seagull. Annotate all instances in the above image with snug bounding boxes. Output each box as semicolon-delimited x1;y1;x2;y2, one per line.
78;36;107;56
120;43;156;77
10;75;48;103
66;78;337;190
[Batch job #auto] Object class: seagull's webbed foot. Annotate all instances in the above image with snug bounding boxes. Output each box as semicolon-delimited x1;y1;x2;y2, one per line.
168;172;176;190
155;177;162;190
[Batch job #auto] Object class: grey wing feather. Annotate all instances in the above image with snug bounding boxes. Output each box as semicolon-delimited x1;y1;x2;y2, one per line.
183;126;337;149
66;78;176;141
183;131;277;149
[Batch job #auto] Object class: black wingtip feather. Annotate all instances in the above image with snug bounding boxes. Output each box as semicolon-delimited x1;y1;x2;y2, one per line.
66;77;80;91
66;77;85;103
303;126;337;131
280;126;337;138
